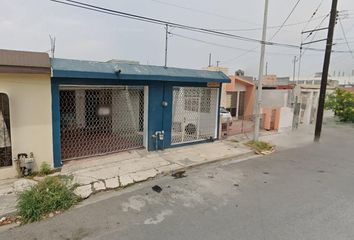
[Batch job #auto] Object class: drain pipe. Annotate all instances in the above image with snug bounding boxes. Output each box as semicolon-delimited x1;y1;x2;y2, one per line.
160;130;165;150
153;131;161;151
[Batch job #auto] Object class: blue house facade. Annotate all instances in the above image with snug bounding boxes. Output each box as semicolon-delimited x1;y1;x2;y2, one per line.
51;58;229;167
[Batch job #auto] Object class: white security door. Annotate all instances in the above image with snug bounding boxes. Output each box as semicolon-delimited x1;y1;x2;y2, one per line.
171;87;218;145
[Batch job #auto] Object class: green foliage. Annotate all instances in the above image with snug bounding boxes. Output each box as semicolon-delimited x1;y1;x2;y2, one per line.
246;141;274;152
325;88;354;123
39;162;52;176
17;176;78;223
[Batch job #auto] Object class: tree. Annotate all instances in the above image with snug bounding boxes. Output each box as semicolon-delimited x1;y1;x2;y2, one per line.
325;88;354;123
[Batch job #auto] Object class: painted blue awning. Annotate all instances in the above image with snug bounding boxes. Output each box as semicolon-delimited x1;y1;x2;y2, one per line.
51;58;230;83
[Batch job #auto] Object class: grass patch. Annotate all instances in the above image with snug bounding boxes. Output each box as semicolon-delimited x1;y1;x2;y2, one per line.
245;141;274;153
39;162;52;176
17;176;79;223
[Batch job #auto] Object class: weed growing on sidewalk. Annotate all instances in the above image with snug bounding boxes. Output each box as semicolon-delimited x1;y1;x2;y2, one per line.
17;176;78;223
246;141;274;154
39;162;52;176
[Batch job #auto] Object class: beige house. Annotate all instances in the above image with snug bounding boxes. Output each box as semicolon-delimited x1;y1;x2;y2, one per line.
0;49;53;179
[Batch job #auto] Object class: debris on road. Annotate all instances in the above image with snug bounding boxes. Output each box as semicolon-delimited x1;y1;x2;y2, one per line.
152;185;162;193
233;183;239;187
263;171;269;175
172;170;187;179
0;215;20;226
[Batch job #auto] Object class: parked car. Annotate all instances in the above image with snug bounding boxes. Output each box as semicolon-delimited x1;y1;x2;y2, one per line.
220;107;232;126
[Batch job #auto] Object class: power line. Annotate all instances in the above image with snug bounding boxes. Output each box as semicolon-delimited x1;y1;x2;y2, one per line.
220;0;303;65
339;18;354;62
150;0;259;26
171;32;301;56
300;13;330;58
270;0;301;40
211;15;328;32
303;13;329;41
49;0;305;50
302;0;325;31
297;1;328;80
49;0;353;62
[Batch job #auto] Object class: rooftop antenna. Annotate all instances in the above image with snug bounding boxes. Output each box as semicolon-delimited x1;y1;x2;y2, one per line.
49;35;56;59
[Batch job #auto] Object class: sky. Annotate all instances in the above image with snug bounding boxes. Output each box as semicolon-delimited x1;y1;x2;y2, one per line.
1;0;354;78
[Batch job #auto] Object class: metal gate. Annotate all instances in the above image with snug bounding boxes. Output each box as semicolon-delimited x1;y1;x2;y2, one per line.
59;86;144;160
171;87;218;145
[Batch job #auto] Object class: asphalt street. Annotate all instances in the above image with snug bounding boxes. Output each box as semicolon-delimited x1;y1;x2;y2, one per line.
1;123;354;240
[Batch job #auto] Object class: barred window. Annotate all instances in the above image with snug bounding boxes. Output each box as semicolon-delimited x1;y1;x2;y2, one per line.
0;93;12;167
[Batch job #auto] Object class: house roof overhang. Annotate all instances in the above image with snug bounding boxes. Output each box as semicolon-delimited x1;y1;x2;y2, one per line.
0;49;50;74
52;58;230;83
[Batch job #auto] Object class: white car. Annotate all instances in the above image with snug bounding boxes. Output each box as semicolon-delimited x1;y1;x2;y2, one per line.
220;107;232;126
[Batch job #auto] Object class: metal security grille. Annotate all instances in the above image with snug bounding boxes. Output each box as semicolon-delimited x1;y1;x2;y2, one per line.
59;86;144;160
171;87;218;145
0;93;12;167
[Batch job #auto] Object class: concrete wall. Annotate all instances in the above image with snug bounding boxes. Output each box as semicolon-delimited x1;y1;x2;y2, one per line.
298;88;335;125
0;73;53;179
278;107;294;132
244;84;255;117
262;107;280;131
262;106;293;132
262;89;290;108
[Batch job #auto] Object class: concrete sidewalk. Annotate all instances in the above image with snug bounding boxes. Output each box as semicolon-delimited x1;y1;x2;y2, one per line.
0;140;253;218
0;179;17;219
63;140;253;198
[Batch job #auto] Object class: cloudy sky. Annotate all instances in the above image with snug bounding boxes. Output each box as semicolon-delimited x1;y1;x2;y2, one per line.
1;0;354;78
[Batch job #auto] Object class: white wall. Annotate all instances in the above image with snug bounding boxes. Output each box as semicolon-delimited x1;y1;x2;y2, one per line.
0;73;53;179
278;107;294;133
262;89;290;108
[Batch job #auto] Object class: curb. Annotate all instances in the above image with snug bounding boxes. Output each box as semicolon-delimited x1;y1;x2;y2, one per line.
0;149;256;222
175;150;255;172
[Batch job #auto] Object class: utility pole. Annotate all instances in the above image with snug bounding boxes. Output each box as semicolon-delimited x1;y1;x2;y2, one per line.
253;0;269;141
49;35;56;59
314;0;338;142
297;46;303;83
265;61;268;75
164;24;169;67
292;56;298;81
208;53;212;67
